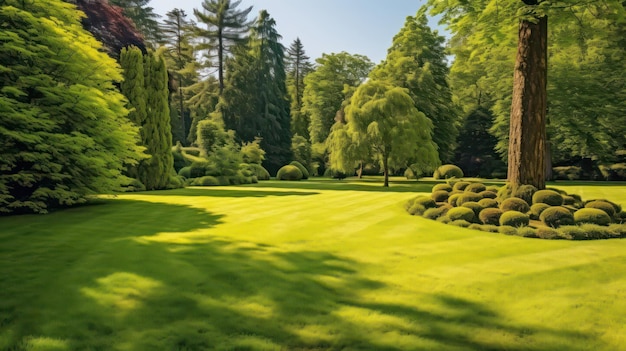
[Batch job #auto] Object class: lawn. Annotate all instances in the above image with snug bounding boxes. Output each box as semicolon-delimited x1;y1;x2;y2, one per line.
1;178;625;350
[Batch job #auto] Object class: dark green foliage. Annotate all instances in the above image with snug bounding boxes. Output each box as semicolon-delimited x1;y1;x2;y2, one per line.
608;224;626;237
323;169;348;179
562;195;577;206
512;185;538;205
461;202;483;219
578;224;613;240
500;197;530;213
178;167;192;178
478;224;500;233
478;191;497;199
456;192;483;206
423;204;452;220
499;211;530;227
247;163;270;180
574;208;612;226
452;181;471;192
407;203;427;216
190;176;220;186
517;227;538;238
616;211;626;224
552;166;582;181
448;194;462;207
110;0;161;44
431;191;450;203
532;190;564;206
536;227;560;240
454;107;504;177
478;198;498;209
434;165;464;179
465;183;486;193
167;175;185;189
432;183;453;192
289;161;310;179
172;149;190;172
540;206;574;228
0;1;144;213
479;208;503;225
584;200;617;217
123;178;146;192
557;226;586;240
498;226;518;235
286;38;313;139
411;196;437;210
447;207;475;222
276;165;303;181
451;219;472;228
291;135;312;172
496;184;513;202
529;203;551;220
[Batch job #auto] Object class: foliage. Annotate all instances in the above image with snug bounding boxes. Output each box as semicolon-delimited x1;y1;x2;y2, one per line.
0;1;144;213
529;203;551;220
245;163;270;180
479;191;497;199
291;134;312;172
499;211;529;228
433;164;463;180
276;165;303;181
454;107;504;177
448;194;462;207
241;138;266;165
190;175;220;186
447;207;475;222
574;208;612;226
452;181;470;192
584;200;617;218
540;206;575;228
423;204;452;220
431;191;450;203
455;192;482;206
432;184;453;192
532;190;564;206
286;38;313;139
478;198;498;209
289;161;309;179
500;198;530;213
465;183;486;193
109;0;162;44
536;227;560;240
479;208;503;226
461;201;483;219
512;184;538;206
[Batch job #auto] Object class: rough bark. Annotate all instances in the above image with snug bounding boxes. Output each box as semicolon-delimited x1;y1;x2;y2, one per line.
507;15;548;189
382;154;389;187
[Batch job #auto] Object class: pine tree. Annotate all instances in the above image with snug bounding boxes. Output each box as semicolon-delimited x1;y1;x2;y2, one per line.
0;0;144;214
285;38;313;139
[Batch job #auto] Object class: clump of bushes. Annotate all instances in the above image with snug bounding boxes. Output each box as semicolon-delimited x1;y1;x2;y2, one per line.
499;211;529;227
584;200;616;217
532;190;564;206
479;208;503;225
574;208;611;226
500;197;530;213
431;190;450;203
540;206;574;228
289;161;309;179
432;184;453;192
433;164;464;179
447;207;475;222
277;165;303;181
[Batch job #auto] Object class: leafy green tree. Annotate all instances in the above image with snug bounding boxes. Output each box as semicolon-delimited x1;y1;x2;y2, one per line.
302;52;374;145
370;10;459;163
241;138;266;164
0;0;144;214
330;81;439;187
291;134;312;172
286;38;313;139
193;0;253;94
110;0;162;44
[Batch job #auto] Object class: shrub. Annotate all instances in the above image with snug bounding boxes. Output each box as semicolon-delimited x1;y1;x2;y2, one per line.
536;227;560;240
423;205;452;220
437;215;451;224
434;164;464;179
608;224;626;238
562;195;576;206
447;207;475;222
532;190;564;206
468;224;483;231
499;211;529;227
517;227;538;238
553;166;582;180
448;193;462;207
480;225;500;233
451;219;472;228
465;183;487;193
512;184;538;205
407;204;426;216
431;190;450;203
277;165;303;181
189;161;211;178
289;161;309;179
123;178;145;192
411;196;437;209
324;168;348;179
404;168;422;179
461;202;484;219
247;163;270;180
540;206;574;228
486;185;500;192
456;192;482;206
478;198;498;208
616;211;626;224
498;226;518;235
190;176;220;186
574;208;612;226
529;203;551;220
478;190;497;199
178;166;191;179
584;200;616;217
579;224;612;240
497;184;513;202
557;226;584;240
452;181;471;192
167;175;185;189
500;197;530;213
479;208;503;225
432;183;453;192
172;149;189;172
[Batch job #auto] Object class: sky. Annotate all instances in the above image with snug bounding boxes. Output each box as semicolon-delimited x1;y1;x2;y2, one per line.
149;0;446;64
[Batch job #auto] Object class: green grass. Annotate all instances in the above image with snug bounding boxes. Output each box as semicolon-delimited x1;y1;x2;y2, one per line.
1;178;626;350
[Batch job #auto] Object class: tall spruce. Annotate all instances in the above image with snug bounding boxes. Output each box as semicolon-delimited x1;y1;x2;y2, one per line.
0;0;144;214
194;0;253;94
109;0;162;44
285;38;313;139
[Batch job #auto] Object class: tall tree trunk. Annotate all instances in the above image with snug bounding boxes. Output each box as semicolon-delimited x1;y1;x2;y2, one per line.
383;155;389;187
218;31;224;95
507;14;548;190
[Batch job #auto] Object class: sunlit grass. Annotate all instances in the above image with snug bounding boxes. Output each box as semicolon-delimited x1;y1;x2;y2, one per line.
1;178;625;350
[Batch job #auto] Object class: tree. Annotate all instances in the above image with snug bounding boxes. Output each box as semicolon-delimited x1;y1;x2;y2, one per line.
0;0;144;214
194;0;253;94
120;47;174;190
286;38;313;139
455;107;504;177
330;81;439;187
302;52;374;145
109;0;162;44
370;10;459;163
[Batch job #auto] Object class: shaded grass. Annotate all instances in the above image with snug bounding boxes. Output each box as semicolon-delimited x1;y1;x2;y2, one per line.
1;180;625;350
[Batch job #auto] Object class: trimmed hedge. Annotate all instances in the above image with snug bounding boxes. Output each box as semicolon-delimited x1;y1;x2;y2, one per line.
532;190;564;206
478;190;497;199
465;183;487;193
407;204;426;216
190;176;220;186
452;181;471;192
434;164;464;179
461;201;484;219
432;183;453;192
500;197;530;213
529;203;551;220
479;208;503;225
448;194;462;207
574;208;611;226
540;206;574;228
431;190;450;203
478;198;498;209
517;227;538;238
536;227;560;240
276;165;303;181
447;207;475;222
456;192;483;206
585;200;616;217
289;161;309;179
423;204;452;220
513;184;538;205
499;211;529;227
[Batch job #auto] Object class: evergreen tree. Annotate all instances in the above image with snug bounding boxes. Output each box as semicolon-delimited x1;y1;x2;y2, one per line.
0;0;144;214
286;38;313;139
110;0;162;44
194;0;253;94
454;107;504;177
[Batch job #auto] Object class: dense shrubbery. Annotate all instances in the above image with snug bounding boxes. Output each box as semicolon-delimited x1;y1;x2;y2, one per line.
406;181;626;240
277;165;303;181
433;164;464;179
289;161;310;179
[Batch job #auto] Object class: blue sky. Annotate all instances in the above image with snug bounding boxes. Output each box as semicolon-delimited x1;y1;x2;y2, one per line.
150;0;445;64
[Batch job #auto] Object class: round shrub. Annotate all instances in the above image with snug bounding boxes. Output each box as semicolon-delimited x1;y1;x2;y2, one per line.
532;190;564;206
451;219;472;228
512;184;538;205
479;225;500;233
432;183;453;192
486;185;501;193
540;206;574;228
529;203;551;220
478;190;497;199
584;200;616;217
574;208;611;226
167;175;185;189
431;190;450;203
289;161;309;179
478;198;498;209
447;207;475;222
190;176;220;186
448;193;462;207
411;196;437;209
465;183;487;193
499;211;530;227
452;181;471;192
190;161;211;178
437;215;451;224
616;211;626;224
562;195;576;206
455;192;482;206
248;163;270;180
500;197;530;213
497;184;513;202
468;224;483;231
434;164;464;179
536;227;560;240
608;224;626;238
498;226;518;235
407;204;426;216
178;166;191;179
557;226;585;240
423;204;452;220
276;165;303;181
517;227;538;238
461;201;484;219
479;208;503;225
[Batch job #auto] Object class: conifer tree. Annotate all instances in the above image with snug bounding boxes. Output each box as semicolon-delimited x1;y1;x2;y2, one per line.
286;38;313;139
110;0;162;44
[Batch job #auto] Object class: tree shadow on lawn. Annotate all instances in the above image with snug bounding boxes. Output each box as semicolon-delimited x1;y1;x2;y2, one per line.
0;199;602;351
